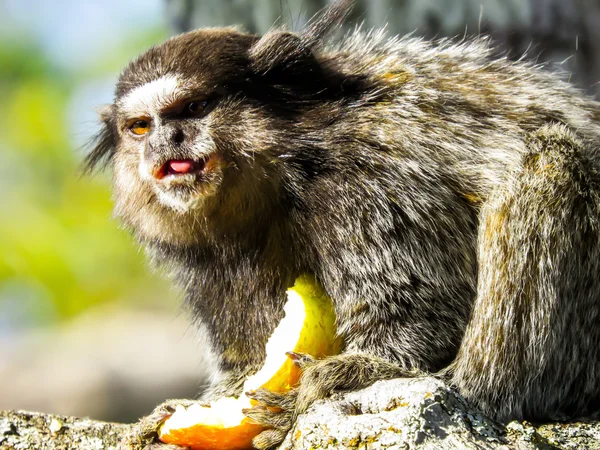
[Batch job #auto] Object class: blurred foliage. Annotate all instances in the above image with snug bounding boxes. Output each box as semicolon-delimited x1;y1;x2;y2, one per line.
0;27;173;331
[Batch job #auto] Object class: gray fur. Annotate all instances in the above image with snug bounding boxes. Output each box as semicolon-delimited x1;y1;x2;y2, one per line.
91;4;600;449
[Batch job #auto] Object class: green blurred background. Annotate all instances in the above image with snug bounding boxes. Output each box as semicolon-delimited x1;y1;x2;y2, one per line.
0;0;598;424
0;0;172;332
0;0;207;423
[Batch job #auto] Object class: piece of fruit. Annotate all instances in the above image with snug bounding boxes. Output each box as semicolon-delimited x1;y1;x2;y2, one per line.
158;274;342;450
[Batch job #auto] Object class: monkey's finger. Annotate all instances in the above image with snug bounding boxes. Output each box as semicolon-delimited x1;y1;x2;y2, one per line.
285;351;316;369
242;405;268;420
252;428;290;449
151;399;202;416
245;388;288;408
144;399;205;431
243;406;291;429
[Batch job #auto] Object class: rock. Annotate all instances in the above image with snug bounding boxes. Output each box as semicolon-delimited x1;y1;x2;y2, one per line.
0;410;129;450
280;377;600;450
2;376;599;449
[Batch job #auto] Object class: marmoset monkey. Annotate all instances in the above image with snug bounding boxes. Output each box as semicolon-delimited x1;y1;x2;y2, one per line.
87;1;600;448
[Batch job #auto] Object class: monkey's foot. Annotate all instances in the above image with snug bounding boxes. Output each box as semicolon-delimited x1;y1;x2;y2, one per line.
118;399;202;450
244;352;413;449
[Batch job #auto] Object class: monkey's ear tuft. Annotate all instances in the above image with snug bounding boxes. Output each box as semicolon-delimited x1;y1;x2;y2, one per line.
98;104;114;123
249;31;309;75
249;0;353;75
82;104;117;174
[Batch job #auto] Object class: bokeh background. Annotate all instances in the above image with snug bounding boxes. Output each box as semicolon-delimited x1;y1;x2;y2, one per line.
0;0;598;424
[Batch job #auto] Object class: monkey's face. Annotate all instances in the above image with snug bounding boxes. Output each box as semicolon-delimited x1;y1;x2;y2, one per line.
110;81;230;244
87;27;365;245
116;76;224;212
90;30;268;245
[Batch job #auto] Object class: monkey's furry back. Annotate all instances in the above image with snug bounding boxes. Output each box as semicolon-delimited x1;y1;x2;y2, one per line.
102;11;600;428
285;30;600;419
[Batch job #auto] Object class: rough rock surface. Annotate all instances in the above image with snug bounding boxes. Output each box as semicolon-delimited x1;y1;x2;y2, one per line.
2;377;599;449
0;410;128;450
280;377;600;450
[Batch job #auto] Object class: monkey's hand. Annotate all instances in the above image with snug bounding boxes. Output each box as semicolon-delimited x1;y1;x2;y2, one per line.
244;352;414;449
118;399;202;450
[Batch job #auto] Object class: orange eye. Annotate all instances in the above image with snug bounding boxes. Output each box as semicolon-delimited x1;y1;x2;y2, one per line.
129;119;151;135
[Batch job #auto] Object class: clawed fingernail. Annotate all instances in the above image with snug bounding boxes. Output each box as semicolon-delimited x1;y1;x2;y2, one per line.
285;351;301;361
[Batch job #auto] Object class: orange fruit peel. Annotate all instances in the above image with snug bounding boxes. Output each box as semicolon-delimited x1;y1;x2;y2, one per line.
158;274;342;450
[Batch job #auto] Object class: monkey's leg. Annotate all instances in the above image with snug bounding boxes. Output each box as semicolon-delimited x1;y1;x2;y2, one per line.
245;352;418;449
451;123;600;423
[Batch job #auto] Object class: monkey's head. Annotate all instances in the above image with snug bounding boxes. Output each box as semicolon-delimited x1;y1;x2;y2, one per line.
85;1;366;246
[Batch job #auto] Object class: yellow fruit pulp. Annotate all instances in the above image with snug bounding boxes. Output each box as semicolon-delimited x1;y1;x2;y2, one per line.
159;274;341;450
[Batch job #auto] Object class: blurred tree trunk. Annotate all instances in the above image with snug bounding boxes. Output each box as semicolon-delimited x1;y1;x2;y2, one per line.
166;0;600;98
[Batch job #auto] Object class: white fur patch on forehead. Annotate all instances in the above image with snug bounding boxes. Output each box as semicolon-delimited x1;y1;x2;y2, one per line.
120;75;181;115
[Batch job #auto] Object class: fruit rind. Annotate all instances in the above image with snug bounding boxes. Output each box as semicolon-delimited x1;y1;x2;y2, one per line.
159;274;341;450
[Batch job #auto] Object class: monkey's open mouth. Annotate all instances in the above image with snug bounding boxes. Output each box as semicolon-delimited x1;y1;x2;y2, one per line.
154;157;209;180
149;153;224;212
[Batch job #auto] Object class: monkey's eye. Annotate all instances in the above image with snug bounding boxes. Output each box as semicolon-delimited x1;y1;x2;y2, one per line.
129;120;151;136
183;100;208;117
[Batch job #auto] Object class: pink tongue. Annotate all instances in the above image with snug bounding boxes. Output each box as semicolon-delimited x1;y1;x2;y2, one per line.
168;160;195;174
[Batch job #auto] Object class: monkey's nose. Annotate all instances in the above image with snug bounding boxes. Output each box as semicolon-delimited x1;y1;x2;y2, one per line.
171;128;185;145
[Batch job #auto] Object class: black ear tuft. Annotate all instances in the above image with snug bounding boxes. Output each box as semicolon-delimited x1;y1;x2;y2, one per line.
82;104;117;174
249;0;354;75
